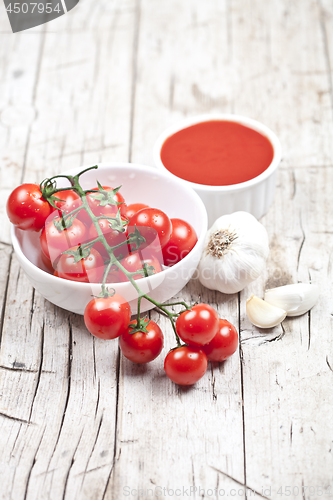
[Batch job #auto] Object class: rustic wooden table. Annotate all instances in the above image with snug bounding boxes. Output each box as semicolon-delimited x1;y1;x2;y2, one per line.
0;1;332;499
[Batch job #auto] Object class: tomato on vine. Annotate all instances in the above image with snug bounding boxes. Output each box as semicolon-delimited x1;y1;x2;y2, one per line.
6;183;53;231
40;215;88;262
88;215;128;259
53;189;82;215
119;251;163;281
202;319;239;362
162;218;198;266
56;246;104;283
40;250;54;274
126;203;149;219
105;265;121;284
84;294;131;340
119;319;164;363
164;346;208;385
78;185;127;225
128;207;172;249
176;303;219;347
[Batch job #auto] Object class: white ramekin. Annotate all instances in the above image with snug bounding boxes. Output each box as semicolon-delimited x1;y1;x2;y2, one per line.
153;114;282;227
11;163;208;315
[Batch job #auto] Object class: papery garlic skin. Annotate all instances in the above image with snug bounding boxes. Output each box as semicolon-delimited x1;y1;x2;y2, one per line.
264;283;319;317
198;212;269;294
246;295;287;328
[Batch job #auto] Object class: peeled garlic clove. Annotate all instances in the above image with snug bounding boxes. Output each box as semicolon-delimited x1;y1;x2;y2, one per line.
264;283;319;317
246;295;287;328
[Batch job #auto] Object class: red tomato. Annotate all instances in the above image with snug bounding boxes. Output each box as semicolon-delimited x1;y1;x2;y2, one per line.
164;346;207;385
126;203;149;219
119;320;164;363
162;218;198;266
105;265;121;283
6;183;52;231
202;319;239;362
40;215;88;263
128;208;172;249
78;186;127;225
40;230;50;260
88;217;128;259
84;294;131;340
119;251;163;282
53;189;82;215
40;250;54;274
56;246;104;283
176;303;219;347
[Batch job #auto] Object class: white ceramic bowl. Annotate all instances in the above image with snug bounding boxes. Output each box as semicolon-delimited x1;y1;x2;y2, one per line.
11;163;208;315
153;113;282;226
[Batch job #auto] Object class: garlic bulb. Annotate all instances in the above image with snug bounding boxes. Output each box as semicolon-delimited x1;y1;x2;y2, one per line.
246;295;287;328
198;212;269;294
264;283;319;317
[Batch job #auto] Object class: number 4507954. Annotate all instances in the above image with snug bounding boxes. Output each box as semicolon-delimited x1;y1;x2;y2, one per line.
6;3;62;14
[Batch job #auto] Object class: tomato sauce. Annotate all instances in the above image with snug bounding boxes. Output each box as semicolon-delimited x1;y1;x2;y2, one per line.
160;121;274;186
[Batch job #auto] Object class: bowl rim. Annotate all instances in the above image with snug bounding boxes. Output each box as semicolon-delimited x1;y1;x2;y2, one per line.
11;162;208;289
153;113;282;192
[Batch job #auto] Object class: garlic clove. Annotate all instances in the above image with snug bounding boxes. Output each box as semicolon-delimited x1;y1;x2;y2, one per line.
246;295;287;328
264;283;319;317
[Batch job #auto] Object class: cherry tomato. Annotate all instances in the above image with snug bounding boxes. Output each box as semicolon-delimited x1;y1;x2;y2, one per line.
119;251;163;281
202;319;239;362
40;215;88;263
162;218;198;266
88;216;128;259
53;189;82;215
126;203;149;219
105;265;121;283
164;346;207;385
119;320;164;363
78;186;127;225
176;303;219;347
128;208;172;249
56;246;104;283
6;183;52;231
84;294;131;340
40;249;54;274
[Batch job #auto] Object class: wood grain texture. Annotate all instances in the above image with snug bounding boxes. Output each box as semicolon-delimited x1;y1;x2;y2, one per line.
0;0;332;498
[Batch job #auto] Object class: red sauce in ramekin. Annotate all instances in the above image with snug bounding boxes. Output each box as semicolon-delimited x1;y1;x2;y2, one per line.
160;121;274;186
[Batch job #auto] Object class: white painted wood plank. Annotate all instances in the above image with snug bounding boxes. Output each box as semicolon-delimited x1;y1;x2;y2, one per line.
23;0;136;181
0;244;12;338
0;28;44;245
230;0;333;494
1;300;70;500
240;166;333;495
27;315;118;500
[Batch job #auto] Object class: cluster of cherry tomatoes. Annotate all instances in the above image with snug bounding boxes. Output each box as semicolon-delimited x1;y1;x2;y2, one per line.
7;182;198;282
6;177;238;385
166;309;239;385
83;296;239;385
